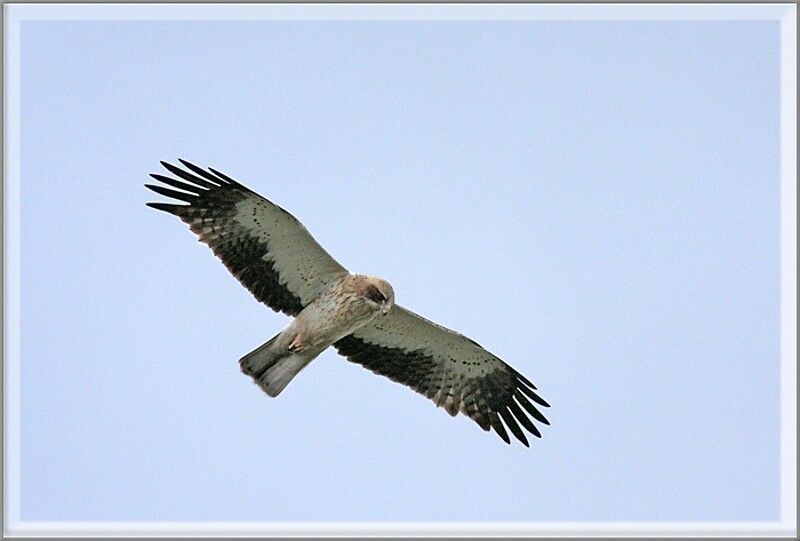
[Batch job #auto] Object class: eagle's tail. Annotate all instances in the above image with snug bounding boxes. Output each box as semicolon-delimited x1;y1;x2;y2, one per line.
239;332;317;397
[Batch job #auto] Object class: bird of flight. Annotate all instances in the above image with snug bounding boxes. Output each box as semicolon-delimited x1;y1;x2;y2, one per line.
146;160;549;446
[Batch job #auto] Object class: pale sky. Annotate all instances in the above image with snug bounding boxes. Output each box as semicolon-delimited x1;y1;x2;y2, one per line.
16;13;781;522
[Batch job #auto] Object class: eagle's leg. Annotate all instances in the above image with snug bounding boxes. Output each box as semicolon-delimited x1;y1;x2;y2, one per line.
288;332;307;353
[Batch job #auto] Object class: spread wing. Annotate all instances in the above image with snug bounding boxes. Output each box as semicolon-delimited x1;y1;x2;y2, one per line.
334;306;550;446
146;160;349;315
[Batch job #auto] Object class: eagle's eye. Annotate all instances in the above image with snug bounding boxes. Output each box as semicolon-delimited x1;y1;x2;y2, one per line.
365;285;386;304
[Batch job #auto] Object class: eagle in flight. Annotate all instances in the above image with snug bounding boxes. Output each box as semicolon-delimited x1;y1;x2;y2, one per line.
146;160;549;446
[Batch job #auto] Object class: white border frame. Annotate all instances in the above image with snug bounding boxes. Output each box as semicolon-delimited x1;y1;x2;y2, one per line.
3;3;796;538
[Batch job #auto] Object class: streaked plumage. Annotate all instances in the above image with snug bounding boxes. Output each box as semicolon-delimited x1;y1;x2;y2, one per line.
146;160;549;446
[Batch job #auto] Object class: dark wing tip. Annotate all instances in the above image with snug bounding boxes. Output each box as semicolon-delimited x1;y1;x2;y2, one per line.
149;173;205;195
208;166;239;185
535;396;551;408
177;158;204;171
160;160;224;189
515;391;550;426
488;411;511;444
144;183;197;203
145;201;186;215
515;371;538;390
499;408;529;447
508;400;542;439
517;382;550;408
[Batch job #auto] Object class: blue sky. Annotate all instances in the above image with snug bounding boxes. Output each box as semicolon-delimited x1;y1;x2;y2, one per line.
15;17;781;522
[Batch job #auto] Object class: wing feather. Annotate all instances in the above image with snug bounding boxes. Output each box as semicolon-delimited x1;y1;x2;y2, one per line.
146;160;349;315
518;382;551;407
508;399;540;438
177;159;228;187
333;306;549;446
145;184;196;203
488;411;511;444
499;408;528;447
515;391;551;425
148;173;206;194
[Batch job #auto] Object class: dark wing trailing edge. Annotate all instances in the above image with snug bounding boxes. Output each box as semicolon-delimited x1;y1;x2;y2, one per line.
146;160;349;316
334;306;549;446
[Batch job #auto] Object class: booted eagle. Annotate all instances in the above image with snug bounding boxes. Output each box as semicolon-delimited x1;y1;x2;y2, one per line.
146;160;549;446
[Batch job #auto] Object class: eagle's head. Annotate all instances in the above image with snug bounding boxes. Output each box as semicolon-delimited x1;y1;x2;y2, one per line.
362;276;395;315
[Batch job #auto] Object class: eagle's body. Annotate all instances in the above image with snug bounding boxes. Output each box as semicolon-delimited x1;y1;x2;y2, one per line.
292;274;395;349
147;160;550;446
240;274;394;396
